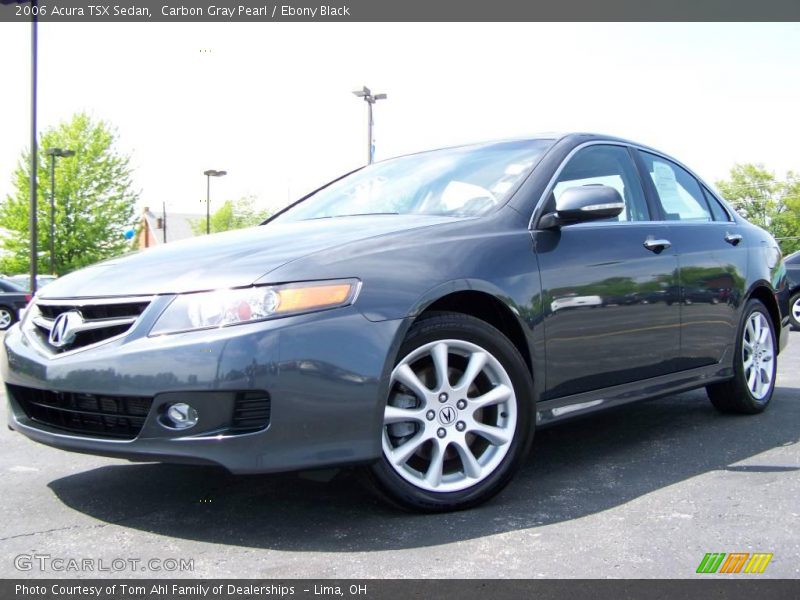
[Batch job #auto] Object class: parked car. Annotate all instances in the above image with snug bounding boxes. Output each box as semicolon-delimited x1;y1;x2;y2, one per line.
786;250;800;329
4;274;58;292
0;279;31;331
1;133;791;511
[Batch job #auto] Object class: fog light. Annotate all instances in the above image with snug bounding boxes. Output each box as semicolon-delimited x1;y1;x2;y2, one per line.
165;403;198;430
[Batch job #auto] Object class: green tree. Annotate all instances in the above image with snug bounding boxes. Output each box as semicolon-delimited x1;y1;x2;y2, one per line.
0;113;138;275
773;172;800;255
716;163;781;230
716;164;800;255
191;196;270;235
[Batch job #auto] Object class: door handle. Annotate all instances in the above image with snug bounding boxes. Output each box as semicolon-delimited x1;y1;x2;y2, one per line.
643;238;671;253
725;233;743;246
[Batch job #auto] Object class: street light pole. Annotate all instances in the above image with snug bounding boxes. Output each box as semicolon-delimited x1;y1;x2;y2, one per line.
203;169;227;234
44;148;75;274
29;9;38;296
352;86;387;164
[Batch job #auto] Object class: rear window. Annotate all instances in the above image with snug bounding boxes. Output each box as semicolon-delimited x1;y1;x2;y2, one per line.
702;187;732;222
0;280;25;293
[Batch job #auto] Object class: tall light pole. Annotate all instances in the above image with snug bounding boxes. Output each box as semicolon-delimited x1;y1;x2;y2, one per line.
352;86;387;164
29;5;38;295
203;169;226;234
44;148;75;274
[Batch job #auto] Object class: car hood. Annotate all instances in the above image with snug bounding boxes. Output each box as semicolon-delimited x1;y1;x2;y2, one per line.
39;215;460;299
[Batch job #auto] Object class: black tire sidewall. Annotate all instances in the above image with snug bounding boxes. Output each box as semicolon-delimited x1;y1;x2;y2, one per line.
369;313;534;511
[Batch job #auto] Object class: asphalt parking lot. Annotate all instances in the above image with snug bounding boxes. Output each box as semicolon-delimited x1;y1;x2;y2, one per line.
0;330;798;579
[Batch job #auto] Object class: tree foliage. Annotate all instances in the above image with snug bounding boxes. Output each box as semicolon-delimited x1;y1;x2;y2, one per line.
716;164;800;255
0;113;138;275
191;196;270;235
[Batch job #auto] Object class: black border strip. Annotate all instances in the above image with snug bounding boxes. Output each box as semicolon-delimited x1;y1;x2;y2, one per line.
3;579;800;600
2;0;800;22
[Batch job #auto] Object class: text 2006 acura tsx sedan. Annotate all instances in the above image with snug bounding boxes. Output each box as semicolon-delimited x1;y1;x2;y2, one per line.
2;133;791;511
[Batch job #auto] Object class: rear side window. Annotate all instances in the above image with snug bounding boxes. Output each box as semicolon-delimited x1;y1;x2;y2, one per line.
637;151;711;222
552;145;650;222
0;280;22;292
702;187;732;222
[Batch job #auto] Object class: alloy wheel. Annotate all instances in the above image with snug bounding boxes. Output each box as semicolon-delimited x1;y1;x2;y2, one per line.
0;308;12;330
742;311;775;401
382;339;517;493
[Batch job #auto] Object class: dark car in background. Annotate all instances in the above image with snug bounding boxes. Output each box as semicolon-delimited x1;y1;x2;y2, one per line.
1;133;791;511
786;250;800;329
4;274;58;292
0;279;31;331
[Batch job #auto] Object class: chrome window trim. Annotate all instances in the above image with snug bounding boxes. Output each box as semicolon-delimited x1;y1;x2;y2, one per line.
528;139;735;229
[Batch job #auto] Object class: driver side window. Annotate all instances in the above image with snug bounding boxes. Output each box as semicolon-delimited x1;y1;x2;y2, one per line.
552;145;650;222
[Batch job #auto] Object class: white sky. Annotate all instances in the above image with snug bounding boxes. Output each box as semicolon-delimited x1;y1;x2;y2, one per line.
1;22;799;217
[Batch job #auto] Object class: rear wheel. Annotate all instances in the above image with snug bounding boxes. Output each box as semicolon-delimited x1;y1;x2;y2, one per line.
707;299;776;414
366;312;534;512
0;306;16;331
790;292;800;330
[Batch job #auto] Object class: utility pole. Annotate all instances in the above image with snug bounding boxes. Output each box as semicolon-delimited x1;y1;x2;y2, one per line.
44;148;75;274
29;9;38;295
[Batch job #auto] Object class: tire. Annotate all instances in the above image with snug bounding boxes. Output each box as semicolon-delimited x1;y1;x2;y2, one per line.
706;299;777;414
365;312;534;512
0;305;16;331
790;292;800;330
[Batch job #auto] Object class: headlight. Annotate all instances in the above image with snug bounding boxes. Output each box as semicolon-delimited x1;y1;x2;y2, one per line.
149;279;360;336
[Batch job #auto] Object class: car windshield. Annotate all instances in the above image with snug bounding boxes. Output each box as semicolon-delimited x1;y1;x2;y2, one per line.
272;139;554;223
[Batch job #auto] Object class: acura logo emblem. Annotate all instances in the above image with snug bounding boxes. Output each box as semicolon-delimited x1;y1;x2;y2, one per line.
438;406;456;425
49;311;83;349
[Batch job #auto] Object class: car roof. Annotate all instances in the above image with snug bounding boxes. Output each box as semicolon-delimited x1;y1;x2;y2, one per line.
396;132;668;160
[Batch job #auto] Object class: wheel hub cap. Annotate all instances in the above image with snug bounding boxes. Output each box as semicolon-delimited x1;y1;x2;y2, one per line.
438;405;457;426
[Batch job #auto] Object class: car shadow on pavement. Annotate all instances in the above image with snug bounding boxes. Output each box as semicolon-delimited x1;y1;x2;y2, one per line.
48;386;800;552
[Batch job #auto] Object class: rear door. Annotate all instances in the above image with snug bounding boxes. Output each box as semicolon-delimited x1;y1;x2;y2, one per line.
634;150;748;369
534;143;681;400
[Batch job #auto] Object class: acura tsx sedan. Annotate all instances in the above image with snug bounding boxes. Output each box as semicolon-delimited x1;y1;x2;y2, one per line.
2;133;791;511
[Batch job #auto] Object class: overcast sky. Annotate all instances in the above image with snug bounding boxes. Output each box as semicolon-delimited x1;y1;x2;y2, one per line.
1;22;799;218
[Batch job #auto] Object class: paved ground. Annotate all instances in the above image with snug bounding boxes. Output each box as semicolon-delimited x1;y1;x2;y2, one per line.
0;331;798;579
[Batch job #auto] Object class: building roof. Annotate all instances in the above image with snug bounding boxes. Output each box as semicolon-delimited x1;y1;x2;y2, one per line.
143;208;203;244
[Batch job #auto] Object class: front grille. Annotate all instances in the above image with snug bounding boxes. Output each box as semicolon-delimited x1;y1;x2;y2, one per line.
230;391;271;433
28;297;151;354
38;302;149;321
9;384;153;440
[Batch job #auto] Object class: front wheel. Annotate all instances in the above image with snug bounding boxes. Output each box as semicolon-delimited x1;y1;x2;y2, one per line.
706;299;777;414
365;312;534;512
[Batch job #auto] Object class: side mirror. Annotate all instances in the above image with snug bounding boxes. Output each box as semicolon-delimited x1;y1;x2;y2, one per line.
539;185;625;229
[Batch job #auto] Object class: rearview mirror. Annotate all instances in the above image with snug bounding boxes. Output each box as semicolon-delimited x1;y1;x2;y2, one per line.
539;185;624;229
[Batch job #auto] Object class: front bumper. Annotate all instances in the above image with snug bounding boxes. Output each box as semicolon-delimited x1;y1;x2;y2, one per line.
2;306;407;473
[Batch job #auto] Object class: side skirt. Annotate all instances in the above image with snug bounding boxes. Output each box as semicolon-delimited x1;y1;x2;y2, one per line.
536;352;733;427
